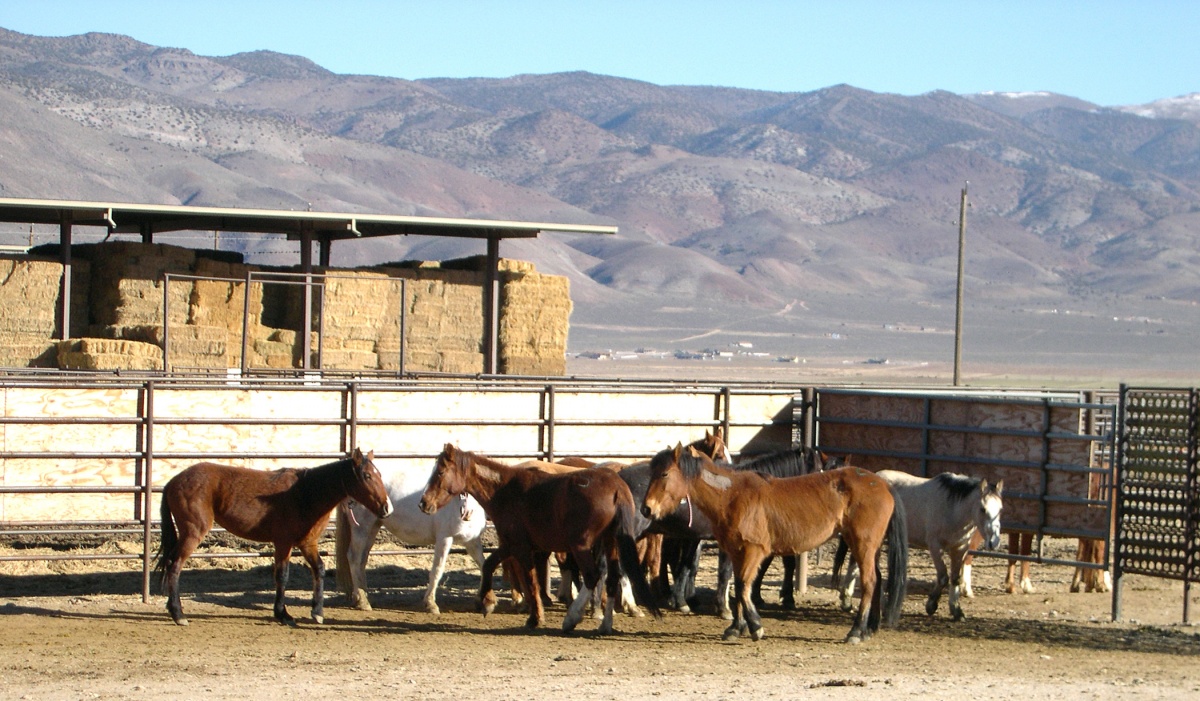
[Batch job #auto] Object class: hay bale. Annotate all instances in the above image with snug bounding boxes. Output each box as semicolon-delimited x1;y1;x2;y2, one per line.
56;337;163;371
498;271;571;376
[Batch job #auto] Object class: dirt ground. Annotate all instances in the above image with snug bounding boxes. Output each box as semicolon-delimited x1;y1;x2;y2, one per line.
1;538;1198;701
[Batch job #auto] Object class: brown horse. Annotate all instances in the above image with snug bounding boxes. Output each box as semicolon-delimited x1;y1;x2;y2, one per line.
642;444;907;644
418;443;661;633
157;448;393;626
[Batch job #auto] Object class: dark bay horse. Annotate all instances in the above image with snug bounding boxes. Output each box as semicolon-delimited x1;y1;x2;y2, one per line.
157;448;393;626
642;445;907;644
418;444;661;634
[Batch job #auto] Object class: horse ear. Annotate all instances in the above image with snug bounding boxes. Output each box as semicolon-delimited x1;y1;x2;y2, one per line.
352;447;364;462
672;442;683;460
994;479;1003;495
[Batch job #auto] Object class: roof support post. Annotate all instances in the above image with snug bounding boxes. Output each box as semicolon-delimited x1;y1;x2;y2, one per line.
483;235;500;375
319;236;332;267
300;226;314;371
58;213;73;341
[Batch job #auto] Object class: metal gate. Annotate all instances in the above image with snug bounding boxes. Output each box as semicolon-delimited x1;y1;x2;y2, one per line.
1114;386;1200;622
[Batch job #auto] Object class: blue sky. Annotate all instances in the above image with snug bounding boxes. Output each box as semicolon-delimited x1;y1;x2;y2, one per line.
1;1;1197;106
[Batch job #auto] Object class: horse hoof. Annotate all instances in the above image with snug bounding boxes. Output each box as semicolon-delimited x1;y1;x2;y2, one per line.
749;627;765;642
925;600;938;616
312;614;324;625
845;635;862;645
424;601;441;615
719;609;733;621
173;618;190;627
951;609;965;622
721;625;741;641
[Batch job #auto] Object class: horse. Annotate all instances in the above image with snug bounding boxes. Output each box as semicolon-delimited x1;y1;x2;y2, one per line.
418;444;661;634
608;429;826;618
642;444;907;644
833;470;1003;620
334;459;488;614
157;448;393;626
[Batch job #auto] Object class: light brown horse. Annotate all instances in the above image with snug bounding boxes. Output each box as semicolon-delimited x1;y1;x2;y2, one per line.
419;444;661;634
642;444;907;644
157;448;393;626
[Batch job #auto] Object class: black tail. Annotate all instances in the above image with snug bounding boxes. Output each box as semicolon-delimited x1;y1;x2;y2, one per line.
882;489;909;627
615;499;662;620
154;496;178;591
831;536;849;589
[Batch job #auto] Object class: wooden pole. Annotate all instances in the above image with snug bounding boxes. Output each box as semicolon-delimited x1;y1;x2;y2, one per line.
953;182;968;386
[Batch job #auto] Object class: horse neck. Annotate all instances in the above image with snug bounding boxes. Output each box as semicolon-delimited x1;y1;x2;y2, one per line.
681;459;738;521
297;458;356;515
461;452;517;508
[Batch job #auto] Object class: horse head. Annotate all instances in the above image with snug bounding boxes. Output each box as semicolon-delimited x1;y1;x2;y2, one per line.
349;448;393;519
642;443;690;520
691;428;731;463
419;443;466;515
976;479;1004;550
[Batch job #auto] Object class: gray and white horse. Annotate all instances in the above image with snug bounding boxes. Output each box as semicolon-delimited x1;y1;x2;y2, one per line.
335;459;488;614
834;470;1003;621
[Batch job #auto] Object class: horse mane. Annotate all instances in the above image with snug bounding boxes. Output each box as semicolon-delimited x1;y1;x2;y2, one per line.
731;448;811;479
931;472;982;502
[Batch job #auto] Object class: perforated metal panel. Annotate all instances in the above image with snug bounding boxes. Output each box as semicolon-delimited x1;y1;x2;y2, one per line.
1114;387;1200;587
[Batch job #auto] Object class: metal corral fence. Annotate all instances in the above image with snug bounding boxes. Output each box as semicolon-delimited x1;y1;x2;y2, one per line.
0;374;797;602
14;375;1189;621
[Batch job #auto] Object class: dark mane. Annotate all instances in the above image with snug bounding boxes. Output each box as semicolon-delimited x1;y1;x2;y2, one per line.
932;472;981;502
732;448;811;478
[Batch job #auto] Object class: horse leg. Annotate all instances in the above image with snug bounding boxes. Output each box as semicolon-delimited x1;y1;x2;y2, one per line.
554;551;575;605
846;542;879;644
947;547;967;621
1005;533;1035;594
480;548;508;615
959;531;982;598
838;558;858;613
423;534;453;615
521;554;545;629
925;543;949;617
751;554;772;608
297;539;326;624
162;514;208;626
730;549;767;642
715;549;734;621
344;515;381;611
563;548;601;633
780;555;797;609
272;548;296;626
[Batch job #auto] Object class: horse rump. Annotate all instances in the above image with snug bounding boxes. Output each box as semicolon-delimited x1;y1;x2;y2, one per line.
829;492;908;630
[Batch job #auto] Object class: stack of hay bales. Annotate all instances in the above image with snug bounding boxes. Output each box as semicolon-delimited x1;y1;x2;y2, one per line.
498;261;573;376
0;256;88;367
394;263;486;374
0;241;573;376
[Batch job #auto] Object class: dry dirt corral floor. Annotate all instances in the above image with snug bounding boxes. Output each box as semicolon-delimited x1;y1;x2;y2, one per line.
1;540;1198;701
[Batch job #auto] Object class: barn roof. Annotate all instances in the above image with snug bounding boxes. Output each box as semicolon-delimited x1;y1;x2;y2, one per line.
0;196;618;242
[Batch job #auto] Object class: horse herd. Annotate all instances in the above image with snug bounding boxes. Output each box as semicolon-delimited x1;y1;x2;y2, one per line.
155;431;1010;644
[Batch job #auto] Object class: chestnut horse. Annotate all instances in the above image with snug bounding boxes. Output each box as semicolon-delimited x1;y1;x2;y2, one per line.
418;444;661;634
157;448;393;626
642;444;907;644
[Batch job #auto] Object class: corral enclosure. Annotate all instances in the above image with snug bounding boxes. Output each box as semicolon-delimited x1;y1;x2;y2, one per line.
0;242;571;375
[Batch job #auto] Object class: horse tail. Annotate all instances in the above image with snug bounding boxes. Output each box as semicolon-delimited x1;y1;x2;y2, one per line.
154;492;178;590
882;487;909;628
831;536;849;589
334;501;353;595
615;499;662;620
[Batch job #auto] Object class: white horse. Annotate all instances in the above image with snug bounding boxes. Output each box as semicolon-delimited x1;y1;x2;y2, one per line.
335;459;488;614
834;470;1003;621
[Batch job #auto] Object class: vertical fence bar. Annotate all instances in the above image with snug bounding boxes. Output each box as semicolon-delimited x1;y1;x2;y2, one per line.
161;275;171;373
140;380;155;603
240;270;251;376
544;385;556;461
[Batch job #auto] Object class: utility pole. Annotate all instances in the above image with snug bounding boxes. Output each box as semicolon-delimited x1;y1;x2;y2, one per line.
953;182;968;386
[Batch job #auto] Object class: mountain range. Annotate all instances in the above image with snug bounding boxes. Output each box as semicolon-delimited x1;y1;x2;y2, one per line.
2;27;1199;377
